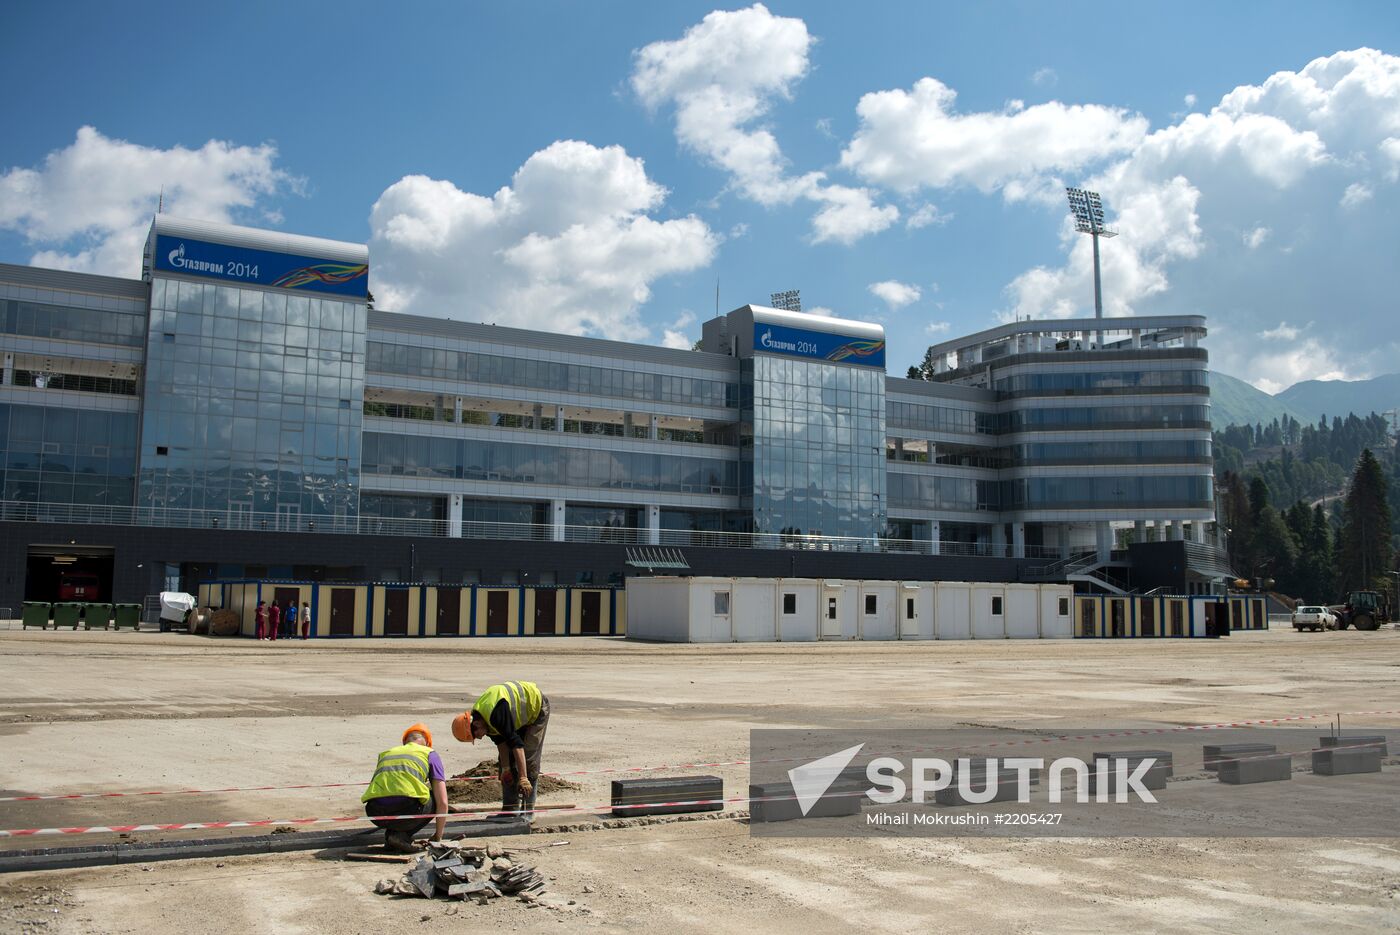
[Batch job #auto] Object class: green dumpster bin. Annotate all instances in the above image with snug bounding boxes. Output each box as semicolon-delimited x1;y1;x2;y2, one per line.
83;603;113;630
52;602;82;629
22;602;51;629
113;603;142;630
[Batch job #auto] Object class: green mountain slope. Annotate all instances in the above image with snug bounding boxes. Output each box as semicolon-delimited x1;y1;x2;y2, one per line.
1277;373;1400;423
1209;371;1307;429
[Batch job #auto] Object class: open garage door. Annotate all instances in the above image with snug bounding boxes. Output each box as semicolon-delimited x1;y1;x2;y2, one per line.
25;544;115;603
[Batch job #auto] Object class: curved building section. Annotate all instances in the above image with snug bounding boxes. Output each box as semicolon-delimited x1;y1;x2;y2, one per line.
911;316;1214;558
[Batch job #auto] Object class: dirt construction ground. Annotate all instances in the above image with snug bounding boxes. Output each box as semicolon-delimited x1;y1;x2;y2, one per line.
1;626;1398;933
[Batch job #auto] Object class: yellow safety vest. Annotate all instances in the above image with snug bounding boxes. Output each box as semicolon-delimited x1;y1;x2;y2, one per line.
472;680;543;736
361;743;432;803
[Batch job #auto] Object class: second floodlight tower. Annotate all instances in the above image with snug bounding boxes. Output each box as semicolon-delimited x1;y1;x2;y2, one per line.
1065;187;1117;324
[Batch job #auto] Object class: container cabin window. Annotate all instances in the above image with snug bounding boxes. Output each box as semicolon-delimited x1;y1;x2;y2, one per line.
713;591;730;615
905;598;915;618
864;594;878;615
991;596;1003;615
782;593;797;614
1058;597;1070;616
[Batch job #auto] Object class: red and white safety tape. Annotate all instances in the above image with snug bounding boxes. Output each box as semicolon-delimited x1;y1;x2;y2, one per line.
2;707;1395;805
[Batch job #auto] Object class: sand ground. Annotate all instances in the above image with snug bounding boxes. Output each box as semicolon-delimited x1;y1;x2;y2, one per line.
1;626;1398;933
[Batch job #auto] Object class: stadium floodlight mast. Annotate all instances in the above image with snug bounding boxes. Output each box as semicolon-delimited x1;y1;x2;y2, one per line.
1065;188;1117;323
770;290;802;313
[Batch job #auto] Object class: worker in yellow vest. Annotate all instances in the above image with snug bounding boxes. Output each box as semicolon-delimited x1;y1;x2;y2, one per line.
451;680;550;818
362;723;448;852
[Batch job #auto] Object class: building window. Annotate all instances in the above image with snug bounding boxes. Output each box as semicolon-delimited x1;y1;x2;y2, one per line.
991;596;1003;616
1058;597;1070;616
865;594;878;615
783;593;797;614
714;591;730;615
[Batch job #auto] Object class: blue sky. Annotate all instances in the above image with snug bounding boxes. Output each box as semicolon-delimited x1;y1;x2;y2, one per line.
2;2;1397;391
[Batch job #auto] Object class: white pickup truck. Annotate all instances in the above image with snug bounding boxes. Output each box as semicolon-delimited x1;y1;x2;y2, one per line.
1291;605;1336;632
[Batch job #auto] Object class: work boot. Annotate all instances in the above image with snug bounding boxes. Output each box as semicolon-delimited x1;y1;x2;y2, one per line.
384;829;417;854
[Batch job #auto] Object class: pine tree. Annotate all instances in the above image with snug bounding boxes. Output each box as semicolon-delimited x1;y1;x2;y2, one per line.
1337;449;1394;594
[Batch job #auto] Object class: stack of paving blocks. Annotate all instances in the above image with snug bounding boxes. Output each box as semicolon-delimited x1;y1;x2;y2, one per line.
610;776;723;818
1086;750;1172;795
1312;736;1386;776
1202;742;1292;784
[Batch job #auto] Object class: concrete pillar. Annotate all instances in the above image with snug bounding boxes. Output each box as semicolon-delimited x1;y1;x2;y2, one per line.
624;413;635;438
1171;522;1184;542
1159;520;1173;542
1060;524;1073;558
1095;521;1112;563
448;494;463;538
550;498;566;541
1190;521;1205;543
648;415;659;440
928;519;941;556
453;396;463;423
555;406;565;432
893;438;904;461
991;523;1007;558
1134;519;1147;544
646;504;660;545
1011;521;1025;559
2;352;12;386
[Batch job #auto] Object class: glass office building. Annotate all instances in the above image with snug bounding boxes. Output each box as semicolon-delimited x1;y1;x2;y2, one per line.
0;215;1217;599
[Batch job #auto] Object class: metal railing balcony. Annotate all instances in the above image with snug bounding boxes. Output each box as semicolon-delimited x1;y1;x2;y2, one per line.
0;500;1060;559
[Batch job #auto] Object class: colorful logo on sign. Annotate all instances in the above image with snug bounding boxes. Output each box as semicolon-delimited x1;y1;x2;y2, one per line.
755;323;886;368
153;235;368;298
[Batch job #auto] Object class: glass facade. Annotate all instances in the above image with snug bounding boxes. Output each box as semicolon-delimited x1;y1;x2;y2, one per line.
137;276;366;517
1010;439;1211;466
993;369;1209;396
0;403;138;505
2;298;146;347
1005;475;1213;510
368;342;737;409
361;432;739;495
748;356;886;538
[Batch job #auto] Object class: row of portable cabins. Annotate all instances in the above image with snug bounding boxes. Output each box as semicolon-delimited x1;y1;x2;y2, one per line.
624;578;1075;642
1075;593;1268;638
624;578;1267;642
196;581;625;638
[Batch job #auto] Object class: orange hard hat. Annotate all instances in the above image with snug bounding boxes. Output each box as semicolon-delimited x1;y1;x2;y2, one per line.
452;712;475;744
402;722;433;748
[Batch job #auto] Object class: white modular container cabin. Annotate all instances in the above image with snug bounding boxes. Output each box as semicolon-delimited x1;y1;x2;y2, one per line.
1003;583;1042;639
971;584;1007;639
858;581;898;641
624;577;1085;643
935;582;973;640
898;583;935;640
1038;584;1075;639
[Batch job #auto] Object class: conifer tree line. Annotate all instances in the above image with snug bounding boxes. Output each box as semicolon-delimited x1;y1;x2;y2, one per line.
1215;412;1397;602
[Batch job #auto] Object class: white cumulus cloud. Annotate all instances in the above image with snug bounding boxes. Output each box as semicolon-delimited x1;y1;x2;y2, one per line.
0;126;296;277
1260;321;1301;340
632;4;897;244
840;77;1149;195
988;48;1400;390
1031;68;1058;87
369;140;717;341
905;203;952;229
1340;181;1373;208
661;310;698;349
868;279;922;309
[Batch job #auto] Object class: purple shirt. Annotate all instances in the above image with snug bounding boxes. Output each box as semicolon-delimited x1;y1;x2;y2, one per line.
371;750;445;811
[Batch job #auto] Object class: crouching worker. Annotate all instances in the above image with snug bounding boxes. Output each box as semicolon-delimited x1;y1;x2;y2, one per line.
451;681;549;820
362;723;448;853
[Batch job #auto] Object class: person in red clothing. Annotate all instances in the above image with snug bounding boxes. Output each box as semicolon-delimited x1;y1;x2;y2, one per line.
254;601;268;641
300;601;311;639
267;601;281;642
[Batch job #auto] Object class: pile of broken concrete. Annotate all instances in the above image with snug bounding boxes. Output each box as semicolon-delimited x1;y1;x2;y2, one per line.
373;841;567;908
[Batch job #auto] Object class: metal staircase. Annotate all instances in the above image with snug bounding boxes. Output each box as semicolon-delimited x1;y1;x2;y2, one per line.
1025;549;1132;595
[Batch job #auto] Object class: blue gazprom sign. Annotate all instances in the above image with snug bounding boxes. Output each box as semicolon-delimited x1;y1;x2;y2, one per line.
754;323;886;369
152;235;369;298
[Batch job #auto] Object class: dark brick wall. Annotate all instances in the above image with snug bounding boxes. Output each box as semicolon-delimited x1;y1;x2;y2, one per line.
0;520;1040;610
